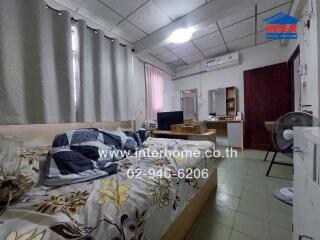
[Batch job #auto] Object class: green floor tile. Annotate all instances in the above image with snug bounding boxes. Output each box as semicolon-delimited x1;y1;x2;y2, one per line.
205;203;236;228
192;220;232;240
268;208;292;231
270;224;292;240
212;192;240;210
241;187;268;205
233;212;270;240
189;149;293;239
230;230;255;240
219;182;243;197
238;199;269;221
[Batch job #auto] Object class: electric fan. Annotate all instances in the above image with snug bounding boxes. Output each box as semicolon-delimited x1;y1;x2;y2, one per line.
269;111;318;205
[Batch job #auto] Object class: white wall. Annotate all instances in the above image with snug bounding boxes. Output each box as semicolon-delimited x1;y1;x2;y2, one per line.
285;0;320;118
173;41;289;120
297;0;319;117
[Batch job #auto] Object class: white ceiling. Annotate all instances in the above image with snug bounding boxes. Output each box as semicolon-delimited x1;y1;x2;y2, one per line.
150;0;293;69
46;0;293;69
193;31;224;51
48;0;208;43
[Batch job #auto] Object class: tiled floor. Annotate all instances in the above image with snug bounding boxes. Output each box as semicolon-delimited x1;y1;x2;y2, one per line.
186;149;293;240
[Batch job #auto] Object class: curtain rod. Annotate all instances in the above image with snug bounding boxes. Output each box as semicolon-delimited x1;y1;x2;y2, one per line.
143;61;175;76
144;62;164;71
45;4;129;48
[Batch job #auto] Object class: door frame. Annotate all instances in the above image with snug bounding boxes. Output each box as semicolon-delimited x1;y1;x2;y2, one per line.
180;89;198;120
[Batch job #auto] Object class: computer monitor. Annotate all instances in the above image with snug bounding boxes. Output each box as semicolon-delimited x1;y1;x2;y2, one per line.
157;111;184;130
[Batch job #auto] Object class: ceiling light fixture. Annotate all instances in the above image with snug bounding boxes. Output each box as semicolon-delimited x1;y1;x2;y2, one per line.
168;28;193;43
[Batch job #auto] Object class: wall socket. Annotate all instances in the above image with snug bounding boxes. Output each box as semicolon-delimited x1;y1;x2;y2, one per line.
298;63;308;76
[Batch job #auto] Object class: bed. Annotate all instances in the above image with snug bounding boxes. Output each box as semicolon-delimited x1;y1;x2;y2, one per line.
0;123;217;240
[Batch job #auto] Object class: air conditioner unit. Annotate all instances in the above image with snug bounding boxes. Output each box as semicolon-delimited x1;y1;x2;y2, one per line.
206;52;240;71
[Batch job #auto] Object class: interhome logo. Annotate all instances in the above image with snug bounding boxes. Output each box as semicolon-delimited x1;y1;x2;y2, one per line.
264;12;299;40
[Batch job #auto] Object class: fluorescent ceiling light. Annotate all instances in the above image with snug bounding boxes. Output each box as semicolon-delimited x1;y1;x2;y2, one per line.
168;28;193;43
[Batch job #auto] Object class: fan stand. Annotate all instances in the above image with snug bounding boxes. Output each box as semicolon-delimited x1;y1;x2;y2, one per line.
263;145;272;161
264;112;315;177
265;151;293;176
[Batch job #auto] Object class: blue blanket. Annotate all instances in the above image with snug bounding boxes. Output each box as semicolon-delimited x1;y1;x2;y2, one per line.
43;128;142;186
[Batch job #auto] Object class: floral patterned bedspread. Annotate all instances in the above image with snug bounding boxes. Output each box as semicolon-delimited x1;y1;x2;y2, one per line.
0;137;216;240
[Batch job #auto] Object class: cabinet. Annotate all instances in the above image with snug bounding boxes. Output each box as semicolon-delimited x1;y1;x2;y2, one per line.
204;120;243;149
227;122;243;148
293;127;320;240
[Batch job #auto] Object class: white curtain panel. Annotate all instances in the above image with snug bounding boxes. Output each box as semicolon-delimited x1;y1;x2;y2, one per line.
76;20;133;122
111;39;134;121
145;64;164;120
0;0;75;124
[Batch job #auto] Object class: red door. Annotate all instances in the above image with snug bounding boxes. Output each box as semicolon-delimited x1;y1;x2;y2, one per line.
244;62;291;150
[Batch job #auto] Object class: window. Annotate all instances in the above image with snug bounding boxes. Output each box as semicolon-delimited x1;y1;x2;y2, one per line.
145;64;164;120
71;24;79;109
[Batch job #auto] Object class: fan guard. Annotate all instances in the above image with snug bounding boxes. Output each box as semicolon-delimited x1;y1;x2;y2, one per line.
272;112;318;154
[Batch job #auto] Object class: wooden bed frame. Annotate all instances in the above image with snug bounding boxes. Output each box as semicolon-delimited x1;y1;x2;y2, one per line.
0;121;218;240
162;169;217;240
0;121;133;146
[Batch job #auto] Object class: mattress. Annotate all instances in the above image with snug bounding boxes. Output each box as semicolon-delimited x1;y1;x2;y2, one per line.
0;137;216;240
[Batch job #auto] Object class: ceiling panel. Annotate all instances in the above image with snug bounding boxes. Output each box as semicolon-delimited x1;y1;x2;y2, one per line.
255;0;292;13
127;1;171;34
221;17;255;42
112;20;146;42
191;23;218;40
148;45;168;56
182;52;204;64
193;31;224;51
99;0;148;17
201;44;228;58
218;6;255;29
47;0;85;11
257;2;292;32
153;0;205;20
226;34;255;52
156;49;179;63
256;30;272;45
165;42;181;50
168;59;186;67
45;0;67;10
78;0;123;29
171;42;199;58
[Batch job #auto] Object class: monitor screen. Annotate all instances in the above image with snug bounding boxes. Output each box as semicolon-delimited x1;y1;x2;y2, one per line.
157;111;184;130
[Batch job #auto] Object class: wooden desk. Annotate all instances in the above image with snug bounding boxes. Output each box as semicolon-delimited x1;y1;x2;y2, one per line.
204;120;243;149
152;130;216;143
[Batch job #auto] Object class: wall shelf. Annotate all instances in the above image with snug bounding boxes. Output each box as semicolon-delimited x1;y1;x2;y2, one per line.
226;87;237;116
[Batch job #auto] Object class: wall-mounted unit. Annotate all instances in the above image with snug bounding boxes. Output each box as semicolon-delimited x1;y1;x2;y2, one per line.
206;52;240;71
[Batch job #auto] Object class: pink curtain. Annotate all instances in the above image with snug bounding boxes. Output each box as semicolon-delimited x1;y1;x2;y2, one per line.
145;63;164;120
